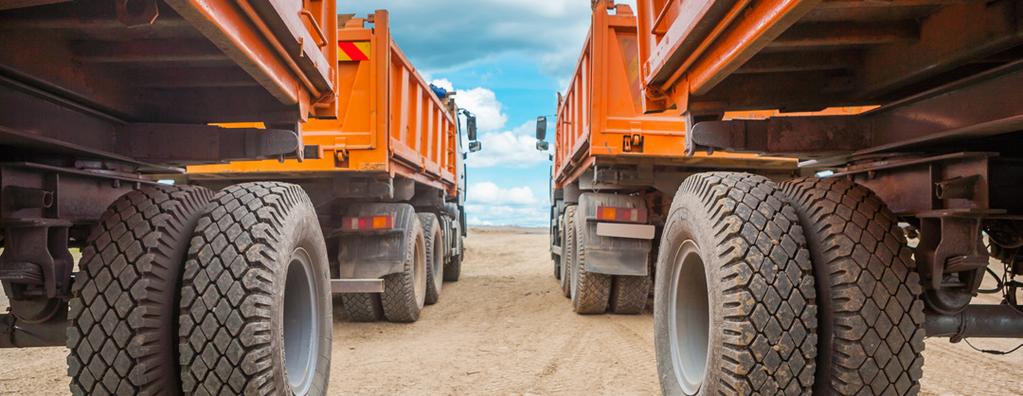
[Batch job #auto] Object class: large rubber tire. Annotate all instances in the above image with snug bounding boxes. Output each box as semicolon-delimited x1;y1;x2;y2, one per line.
339;293;383;322
419;213;444;305
381;216;427;322
655;172;817;395
610;275;650;314
68;185;212;395
179;182;332;395
572;206;611;314
443;232;463;282
559;206;576;298
781;177;925;395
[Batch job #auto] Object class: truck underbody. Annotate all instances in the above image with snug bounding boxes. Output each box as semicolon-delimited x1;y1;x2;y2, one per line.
629;0;1023;393
0;1;344;394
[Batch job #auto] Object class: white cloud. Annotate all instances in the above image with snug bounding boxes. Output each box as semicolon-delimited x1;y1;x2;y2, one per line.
344;0;598;81
464;181;548;226
467;122;550;168
458;88;508;132
466;204;548;227
431;79;507;132
468;182;537;206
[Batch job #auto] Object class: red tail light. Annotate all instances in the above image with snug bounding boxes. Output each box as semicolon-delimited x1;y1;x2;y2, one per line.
595;206;647;223
342;214;394;231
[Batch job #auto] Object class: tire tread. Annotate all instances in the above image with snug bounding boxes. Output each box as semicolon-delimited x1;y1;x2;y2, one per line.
178;182;323;395
782;177;925;395
68;185;213;395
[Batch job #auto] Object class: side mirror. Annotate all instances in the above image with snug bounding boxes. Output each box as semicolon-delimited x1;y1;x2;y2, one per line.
536;141;549;151
466;114;478;141
469;141;482;152
535;116;547;141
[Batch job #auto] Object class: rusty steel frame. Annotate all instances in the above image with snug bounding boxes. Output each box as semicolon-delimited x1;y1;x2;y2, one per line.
0;1;340;350
0;162;145;348
0;75;301;167
689;65;1023;159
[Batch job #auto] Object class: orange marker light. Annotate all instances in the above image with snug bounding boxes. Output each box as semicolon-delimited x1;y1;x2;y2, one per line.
599;207;617;221
371;215;390;229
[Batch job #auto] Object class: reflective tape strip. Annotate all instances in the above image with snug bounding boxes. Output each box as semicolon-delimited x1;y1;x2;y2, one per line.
338;41;370;61
596;222;656;240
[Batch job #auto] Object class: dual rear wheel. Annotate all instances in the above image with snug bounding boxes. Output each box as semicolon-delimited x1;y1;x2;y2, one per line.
339;210;453;323
69;182;332;396
654;172;925;395
558;204;650;314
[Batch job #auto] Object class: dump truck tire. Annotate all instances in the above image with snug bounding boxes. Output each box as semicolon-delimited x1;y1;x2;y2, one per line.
381;217;427;322
340;293;383;322
572;206;611;314
655;172;817;395
560;206;577;298
419;213;444;305
610;275;650;314
179;182;331;395
67;185;212;395
782;177;925;395
443;235;463;282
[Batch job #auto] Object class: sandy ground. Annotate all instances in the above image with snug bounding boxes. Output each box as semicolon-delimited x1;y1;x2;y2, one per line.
1;227;1022;395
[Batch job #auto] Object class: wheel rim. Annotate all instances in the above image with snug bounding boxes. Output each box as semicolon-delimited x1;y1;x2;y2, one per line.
414;235;427;307
283;247;319;395
669;240;710;395
559;220;570;291
569;225;579;299
433;232;444;286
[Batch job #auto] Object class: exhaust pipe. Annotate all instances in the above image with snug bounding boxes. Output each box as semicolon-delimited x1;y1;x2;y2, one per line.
925;305;1023;340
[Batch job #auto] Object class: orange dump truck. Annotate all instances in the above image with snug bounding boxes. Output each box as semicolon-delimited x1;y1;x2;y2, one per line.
631;0;1023;394
185;11;479;324
536;1;795;316
0;1;348;394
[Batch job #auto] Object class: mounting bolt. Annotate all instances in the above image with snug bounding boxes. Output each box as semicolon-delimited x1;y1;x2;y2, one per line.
115;0;159;27
5;187;53;210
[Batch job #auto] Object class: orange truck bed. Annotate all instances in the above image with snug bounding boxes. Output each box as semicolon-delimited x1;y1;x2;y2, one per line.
553;1;794;189
188;11;461;197
635;0;1023;116
0;0;336;126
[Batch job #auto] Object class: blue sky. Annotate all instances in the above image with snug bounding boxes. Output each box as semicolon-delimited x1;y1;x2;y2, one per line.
343;1;634;226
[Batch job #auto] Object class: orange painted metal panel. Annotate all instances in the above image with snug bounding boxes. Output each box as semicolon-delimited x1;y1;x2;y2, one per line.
554;1;794;188
188;10;460;197
636;0;818;112
165;0;339;119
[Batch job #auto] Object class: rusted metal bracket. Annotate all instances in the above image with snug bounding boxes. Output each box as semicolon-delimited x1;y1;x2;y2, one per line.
689;115;865;156
120;124;300;163
0;311;68;348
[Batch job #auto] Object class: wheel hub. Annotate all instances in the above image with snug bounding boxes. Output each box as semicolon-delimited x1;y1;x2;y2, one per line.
283;248;320;395
669;240;710;395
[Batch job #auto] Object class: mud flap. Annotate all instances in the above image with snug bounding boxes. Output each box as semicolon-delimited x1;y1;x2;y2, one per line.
336;203;418;279
577;192;652;276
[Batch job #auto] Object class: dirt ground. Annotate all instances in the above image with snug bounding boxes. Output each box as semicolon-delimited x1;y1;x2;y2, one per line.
1;227;1021;395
